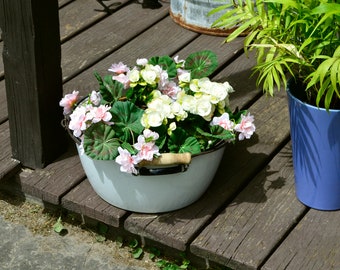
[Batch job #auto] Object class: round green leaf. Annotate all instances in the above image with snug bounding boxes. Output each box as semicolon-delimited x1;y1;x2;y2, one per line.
184;50;218;79
110;101;144;142
83;122;120;160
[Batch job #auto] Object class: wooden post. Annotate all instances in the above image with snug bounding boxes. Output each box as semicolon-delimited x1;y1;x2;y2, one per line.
0;0;67;168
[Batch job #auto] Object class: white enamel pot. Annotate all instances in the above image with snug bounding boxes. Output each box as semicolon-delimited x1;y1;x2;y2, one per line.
76;143;226;213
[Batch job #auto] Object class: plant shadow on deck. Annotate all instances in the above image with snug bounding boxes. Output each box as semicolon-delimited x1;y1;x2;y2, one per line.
155;133;273;224
94;0;163;14
229;146;293;206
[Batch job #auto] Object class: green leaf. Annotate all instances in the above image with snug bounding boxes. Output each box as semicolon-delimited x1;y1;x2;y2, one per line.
264;0;298;9
129;239;139;249
330;58;340;92
149;55;177;78
110;101;144;142
96;234;106;242
198;126;235;142
83;122;121;160
179;137;201;154
132;247;143;259
116;236;124;248
208;3;234;17
184;50;218;79
210;125;235;141
94;72;124;103
53;217;67;234
147;247;161;260
324;84;335;110
168;128;201;155
97;223;108;235
311;3;340;15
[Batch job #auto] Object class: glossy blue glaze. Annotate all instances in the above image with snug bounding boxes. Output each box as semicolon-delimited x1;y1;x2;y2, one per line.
288;86;340;210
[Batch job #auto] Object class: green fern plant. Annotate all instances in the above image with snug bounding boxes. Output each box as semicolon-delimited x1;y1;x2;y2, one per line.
210;0;340;110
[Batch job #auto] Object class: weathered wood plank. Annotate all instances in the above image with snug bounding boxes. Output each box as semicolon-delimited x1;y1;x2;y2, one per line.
0;42;3;79
168;34;245;74
0;0;67;168
61;180;128;227
63;16;199;94
0;81;7;123
59;0;131;42
190;143;307;270
0;122;21;181
124;58;290;251
58;0;73;7
18;144;85;205
262;209;340;270
61;1;169;81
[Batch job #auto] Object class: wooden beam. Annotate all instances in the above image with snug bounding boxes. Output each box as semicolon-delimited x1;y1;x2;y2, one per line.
0;0;67;168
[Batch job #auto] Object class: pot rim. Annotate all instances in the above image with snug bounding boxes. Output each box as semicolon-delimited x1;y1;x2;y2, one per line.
287;88;340;113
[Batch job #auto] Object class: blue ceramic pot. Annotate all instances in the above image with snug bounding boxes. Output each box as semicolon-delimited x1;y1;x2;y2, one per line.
287;82;340;210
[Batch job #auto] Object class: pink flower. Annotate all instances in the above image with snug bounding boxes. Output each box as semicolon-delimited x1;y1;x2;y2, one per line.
68;106;87;137
210;113;235;131
133;134;160;161
87;105;112;124
90;91;101;106
143;129;159;141
112;73;130;89
59;90;80;115
158;70;169;88
115;147;139;174
159;81;181;99
108;62;129;74
234;113;256;140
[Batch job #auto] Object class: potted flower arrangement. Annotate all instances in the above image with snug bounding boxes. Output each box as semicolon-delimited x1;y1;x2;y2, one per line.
210;0;340;210
59;50;255;213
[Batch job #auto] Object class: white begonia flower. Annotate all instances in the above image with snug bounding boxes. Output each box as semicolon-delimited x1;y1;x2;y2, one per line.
170;102;188;121
141;69;157;84
223;81;234;94
128;68;140;83
178;71;191;83
141;64;162;85
141;110;164;128
168;122;177;135
202;104;216;121
178;93;197;112
150;90;162;99
189;78;200;92
142;92;175;128
147;96;172;118
194;95;213;118
140;65;157;84
190;77;210;93
209;82;228;104
198;77;211;89
136;58;148;66
173;55;185;66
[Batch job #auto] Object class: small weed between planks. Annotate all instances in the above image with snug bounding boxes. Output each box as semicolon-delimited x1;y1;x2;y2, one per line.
52;217;228;270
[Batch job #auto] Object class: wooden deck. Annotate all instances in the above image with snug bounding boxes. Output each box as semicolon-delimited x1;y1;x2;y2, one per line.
1;1;339;269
